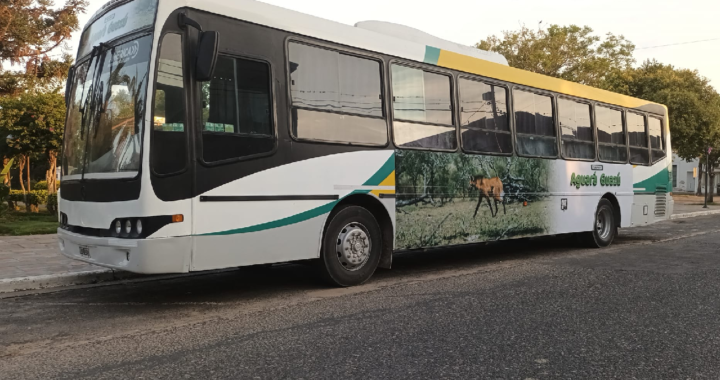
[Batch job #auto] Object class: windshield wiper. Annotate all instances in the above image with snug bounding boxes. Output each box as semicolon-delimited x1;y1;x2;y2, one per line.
79;44;107;140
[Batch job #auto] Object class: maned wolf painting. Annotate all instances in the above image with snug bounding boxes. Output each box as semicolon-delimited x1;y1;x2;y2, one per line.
395;150;552;250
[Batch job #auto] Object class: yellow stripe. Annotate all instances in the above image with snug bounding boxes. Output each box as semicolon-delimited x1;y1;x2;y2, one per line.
370;170;395;197
437;50;655;109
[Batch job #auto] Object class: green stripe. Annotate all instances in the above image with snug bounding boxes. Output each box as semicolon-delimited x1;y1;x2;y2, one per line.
363;154;395;186
202;153;395;236
423;46;441;65
633;166;671;193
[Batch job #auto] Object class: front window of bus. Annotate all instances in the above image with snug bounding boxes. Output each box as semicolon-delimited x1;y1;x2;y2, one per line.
62;0;156;180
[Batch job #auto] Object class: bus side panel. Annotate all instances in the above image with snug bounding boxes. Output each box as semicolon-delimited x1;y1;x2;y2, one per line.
631;158;672;226
395;150;633;250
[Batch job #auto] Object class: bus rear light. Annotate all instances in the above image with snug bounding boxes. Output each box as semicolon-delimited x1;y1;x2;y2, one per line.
172;214;184;223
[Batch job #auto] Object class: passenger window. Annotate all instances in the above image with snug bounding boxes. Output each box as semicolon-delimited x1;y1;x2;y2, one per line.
288;42;386;145
627;112;649;165
595;105;627;163
648;117;665;162
391;64;456;150
152;33;187;175
558;98;594;160
201;55;274;163
513;89;557;158
459;78;511;154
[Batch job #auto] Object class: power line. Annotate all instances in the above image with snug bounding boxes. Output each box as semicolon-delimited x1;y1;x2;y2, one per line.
637;37;720;50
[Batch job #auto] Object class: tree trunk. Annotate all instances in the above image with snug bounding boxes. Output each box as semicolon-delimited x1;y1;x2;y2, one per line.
2;157;9;186
17;155;28;212
26;156;31;193
710;164;716;203
46;150;57;193
696;161;704;196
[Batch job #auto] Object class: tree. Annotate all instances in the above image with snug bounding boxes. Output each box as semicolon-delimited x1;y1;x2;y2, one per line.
0;0;88;95
477;24;635;91
0;91;65;201
620;60;720;201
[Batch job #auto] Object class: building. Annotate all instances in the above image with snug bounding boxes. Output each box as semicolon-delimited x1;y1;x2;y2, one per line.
672;153;720;194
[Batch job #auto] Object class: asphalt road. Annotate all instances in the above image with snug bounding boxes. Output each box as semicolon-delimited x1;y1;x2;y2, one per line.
2;216;720;379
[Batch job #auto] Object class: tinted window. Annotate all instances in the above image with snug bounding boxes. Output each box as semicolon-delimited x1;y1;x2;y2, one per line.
392;65;452;125
152;33;186;174
514;89;556;157
459;78;511;154
202;55;274;163
391;65;455;150
595;105;627;163
558;98;594;160
649;117;665;161
627;112;649;164
289;43;386;145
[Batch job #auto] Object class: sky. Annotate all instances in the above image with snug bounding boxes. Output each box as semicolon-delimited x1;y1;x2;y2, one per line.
68;0;720;88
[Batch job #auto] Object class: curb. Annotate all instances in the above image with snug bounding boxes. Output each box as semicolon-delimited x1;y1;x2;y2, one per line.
670;209;720;220
0;269;140;294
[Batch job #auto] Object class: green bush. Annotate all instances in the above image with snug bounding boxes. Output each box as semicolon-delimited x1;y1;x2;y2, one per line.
7;189;49;212
0;183;9;216
47;192;58;215
33;180;48;190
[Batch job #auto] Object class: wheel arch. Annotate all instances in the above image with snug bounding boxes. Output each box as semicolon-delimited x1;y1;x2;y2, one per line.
601;192;621;228
322;193;394;269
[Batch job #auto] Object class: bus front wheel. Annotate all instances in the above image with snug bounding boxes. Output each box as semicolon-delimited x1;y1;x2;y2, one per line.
318;205;382;287
581;199;617;248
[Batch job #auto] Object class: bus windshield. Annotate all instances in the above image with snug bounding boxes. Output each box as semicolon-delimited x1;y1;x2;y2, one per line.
62;0;157;180
63;35;152;180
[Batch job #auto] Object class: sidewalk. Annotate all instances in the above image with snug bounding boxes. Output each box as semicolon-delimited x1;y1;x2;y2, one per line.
2;197;720;292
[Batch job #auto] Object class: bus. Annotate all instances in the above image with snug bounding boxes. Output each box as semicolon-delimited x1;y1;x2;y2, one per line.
58;0;673;287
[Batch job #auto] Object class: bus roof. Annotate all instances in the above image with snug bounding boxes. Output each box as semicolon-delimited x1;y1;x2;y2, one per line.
174;0;665;116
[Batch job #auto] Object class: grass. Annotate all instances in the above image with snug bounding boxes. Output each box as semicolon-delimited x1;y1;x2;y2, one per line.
396;198;549;250
0;210;59;236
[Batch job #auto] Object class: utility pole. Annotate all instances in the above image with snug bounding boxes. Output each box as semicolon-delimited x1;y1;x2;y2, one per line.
704;147;712;208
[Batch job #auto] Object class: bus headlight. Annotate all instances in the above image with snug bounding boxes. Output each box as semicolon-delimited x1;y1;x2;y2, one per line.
136;219;143;235
115;220;122;235
125;220;132;235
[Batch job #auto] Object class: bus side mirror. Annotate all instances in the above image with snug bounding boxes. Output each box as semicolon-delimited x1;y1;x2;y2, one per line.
65;65;75;107
195;31;219;82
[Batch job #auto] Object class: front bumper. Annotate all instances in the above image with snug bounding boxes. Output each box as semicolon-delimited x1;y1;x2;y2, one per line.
57;228;191;274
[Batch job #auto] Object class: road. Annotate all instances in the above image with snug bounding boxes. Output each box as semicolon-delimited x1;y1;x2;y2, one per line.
2;215;720;379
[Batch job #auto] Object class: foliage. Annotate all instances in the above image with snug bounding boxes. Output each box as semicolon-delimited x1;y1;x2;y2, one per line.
33;180;47;190
477;24;635;91
619;60;720;163
0;183;9;215
8;189;48;210
0;91;66;156
0;0;88;95
46;192;57;214
0;210;58;235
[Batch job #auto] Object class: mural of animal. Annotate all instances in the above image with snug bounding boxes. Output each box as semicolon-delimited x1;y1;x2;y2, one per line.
469;175;506;218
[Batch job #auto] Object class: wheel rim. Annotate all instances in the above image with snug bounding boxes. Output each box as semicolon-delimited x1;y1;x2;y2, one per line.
336;222;372;272
596;207;613;240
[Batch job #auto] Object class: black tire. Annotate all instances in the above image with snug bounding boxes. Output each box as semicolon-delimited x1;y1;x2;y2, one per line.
318;205;382;287
581;198;617;248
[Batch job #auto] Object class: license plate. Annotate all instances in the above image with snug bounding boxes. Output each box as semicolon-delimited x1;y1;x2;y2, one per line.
79;245;90;258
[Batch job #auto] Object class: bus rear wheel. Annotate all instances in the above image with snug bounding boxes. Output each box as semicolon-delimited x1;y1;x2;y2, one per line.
581;199;617;248
318;205;382;287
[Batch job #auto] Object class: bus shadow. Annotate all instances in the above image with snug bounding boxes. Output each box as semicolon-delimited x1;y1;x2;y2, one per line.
54;235;585;307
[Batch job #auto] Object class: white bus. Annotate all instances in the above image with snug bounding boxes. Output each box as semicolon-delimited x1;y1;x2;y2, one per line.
58;0;673;286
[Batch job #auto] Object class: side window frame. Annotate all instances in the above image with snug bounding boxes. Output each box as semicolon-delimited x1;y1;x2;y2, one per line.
284;38;389;148
197;52;278;167
626;110;650;166
150;31;189;177
511;85;559;159
594;103;628;164
457;75;513;157
648;115;666;163
557;95;596;162
388;59;458;152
